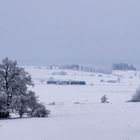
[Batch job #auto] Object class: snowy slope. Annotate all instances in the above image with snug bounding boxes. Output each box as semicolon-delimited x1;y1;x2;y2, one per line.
26;67;140;103
1;66;140;140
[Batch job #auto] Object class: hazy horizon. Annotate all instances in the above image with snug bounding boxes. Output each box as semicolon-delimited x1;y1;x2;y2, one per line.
0;0;140;66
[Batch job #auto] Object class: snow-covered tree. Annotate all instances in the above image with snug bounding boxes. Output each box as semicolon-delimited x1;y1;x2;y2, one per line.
13;91;38;118
0;57;50;118
0;58;33;113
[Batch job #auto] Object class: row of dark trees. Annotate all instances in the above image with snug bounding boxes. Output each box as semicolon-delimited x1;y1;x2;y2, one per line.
0;58;50;119
112;63;136;70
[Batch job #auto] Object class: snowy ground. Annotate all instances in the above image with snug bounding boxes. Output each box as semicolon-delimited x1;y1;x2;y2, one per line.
1;67;140;140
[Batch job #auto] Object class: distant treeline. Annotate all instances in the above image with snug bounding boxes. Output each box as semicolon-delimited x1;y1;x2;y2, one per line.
47;63;136;72
48;64;112;74
112;63;136;71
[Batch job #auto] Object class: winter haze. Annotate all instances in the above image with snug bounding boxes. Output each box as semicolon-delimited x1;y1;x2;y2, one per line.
1;1;140;140
0;0;140;65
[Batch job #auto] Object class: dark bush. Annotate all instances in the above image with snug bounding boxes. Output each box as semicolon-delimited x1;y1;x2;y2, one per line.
101;95;108;103
128;87;140;102
31;103;50;117
0;111;10;119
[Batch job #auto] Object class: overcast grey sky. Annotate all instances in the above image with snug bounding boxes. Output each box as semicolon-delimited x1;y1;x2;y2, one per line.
0;0;140;65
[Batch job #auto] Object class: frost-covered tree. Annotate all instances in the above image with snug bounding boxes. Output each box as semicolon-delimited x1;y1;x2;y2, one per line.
13;95;29;118
26;91;38;116
0;58;50;118
13;91;38;118
0;57;33;114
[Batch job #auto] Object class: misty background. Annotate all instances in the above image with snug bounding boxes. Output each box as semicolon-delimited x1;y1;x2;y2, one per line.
0;0;140;66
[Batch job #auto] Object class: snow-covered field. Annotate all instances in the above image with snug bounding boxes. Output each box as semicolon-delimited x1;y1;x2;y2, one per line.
1;67;140;140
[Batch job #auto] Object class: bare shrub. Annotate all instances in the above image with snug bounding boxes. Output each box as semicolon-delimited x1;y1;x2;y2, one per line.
101;95;108;103
128;87;140;102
